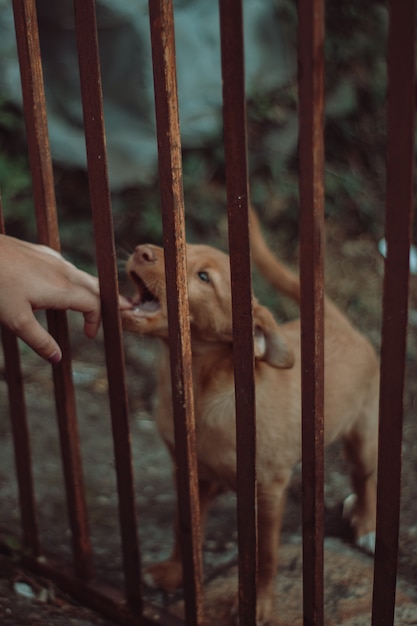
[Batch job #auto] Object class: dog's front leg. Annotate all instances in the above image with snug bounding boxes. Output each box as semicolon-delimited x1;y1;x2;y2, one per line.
256;479;289;624
145;479;221;592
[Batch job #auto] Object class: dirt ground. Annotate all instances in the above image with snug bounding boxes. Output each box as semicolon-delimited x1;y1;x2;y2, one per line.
0;217;416;625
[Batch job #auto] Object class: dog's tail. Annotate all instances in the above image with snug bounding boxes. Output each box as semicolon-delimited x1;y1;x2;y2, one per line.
249;206;347;323
249;207;301;304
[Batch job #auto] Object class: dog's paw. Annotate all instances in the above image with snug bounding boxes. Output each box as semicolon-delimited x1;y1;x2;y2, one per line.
356;531;376;555
144;559;183;592
343;494;376;555
256;589;277;625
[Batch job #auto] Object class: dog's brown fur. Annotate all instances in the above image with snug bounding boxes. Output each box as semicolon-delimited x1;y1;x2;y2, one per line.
121;210;379;624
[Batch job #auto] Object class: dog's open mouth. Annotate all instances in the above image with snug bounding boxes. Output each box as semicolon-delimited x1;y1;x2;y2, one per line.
130;271;161;314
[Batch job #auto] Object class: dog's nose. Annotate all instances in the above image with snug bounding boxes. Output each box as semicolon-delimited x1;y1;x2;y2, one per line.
134;244;157;264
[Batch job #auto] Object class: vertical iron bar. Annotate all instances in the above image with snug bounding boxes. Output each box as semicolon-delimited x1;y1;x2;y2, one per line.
0;199;40;557
372;0;416;624
10;0;58;249
148;3;204;625
298;0;325;624
219;2;257;625
12;0;93;581
73;0;142;612
0;328;40;555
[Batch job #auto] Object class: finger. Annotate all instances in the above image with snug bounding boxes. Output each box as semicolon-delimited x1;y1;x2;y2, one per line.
68;273;101;338
67;267;100;295
51;280;101;338
83;308;102;339
14;312;62;363
118;294;132;310
83;294;132;337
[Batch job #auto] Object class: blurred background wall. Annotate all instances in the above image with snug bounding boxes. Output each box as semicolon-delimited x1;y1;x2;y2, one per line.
0;0;295;190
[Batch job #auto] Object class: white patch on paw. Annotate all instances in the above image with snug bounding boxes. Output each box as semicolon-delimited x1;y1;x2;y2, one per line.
356;531;376;555
343;494;376;555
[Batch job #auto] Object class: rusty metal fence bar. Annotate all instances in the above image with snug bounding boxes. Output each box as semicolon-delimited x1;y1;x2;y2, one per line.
0;201;40;558
73;0;142;612
297;1;326;625
11;0;93;582
219;1;257;625
372;0;416;624
0;325;39;552
148;2;204;625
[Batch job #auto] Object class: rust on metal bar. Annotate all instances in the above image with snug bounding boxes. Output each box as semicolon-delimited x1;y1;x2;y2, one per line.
73;0;142;612
0;201;40;557
11;0;58;249
371;1;416;624
219;1;257;624
297;0;325;624
148;2;204;625
11;0;93;581
48;310;94;581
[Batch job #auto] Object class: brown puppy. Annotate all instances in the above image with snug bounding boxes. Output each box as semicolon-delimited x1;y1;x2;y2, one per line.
121;211;379;624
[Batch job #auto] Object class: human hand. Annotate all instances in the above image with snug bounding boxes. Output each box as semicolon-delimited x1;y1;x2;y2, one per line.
0;235;129;363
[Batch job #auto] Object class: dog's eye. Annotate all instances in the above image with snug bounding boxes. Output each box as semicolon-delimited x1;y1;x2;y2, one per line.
198;271;210;283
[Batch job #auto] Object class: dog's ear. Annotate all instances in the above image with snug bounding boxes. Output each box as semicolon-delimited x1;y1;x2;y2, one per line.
253;304;294;369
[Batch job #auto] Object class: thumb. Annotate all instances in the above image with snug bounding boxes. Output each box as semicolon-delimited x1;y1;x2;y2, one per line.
16;314;62;363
